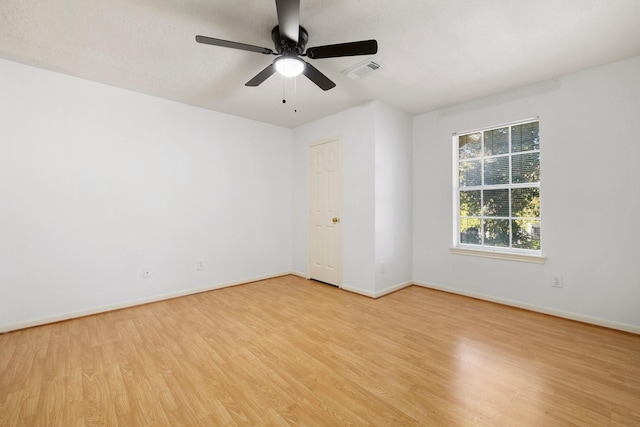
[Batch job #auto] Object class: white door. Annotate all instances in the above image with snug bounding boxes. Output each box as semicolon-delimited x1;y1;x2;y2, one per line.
308;138;342;286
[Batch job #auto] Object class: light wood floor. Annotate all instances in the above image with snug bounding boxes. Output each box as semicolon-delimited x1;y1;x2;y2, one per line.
1;275;639;426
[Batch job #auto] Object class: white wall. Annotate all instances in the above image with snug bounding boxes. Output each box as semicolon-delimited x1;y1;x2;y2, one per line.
0;58;293;331
373;102;413;292
293;103;377;293
292;101;413;296
3;53;638;333
413;56;640;331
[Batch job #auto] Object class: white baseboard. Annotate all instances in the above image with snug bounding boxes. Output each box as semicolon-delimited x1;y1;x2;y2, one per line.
373;281;413;298
5;275;636;335
0;271;294;333
413;280;640;335
289;270;310;279
341;281;413;299
340;284;376;298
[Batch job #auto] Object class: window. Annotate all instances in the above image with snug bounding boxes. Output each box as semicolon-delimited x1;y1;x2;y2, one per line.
454;119;541;254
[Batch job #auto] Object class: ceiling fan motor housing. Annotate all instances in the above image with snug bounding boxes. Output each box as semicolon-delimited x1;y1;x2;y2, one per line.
271;26;308;55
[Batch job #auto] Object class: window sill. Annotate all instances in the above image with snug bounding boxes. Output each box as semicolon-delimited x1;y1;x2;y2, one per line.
450;247;546;264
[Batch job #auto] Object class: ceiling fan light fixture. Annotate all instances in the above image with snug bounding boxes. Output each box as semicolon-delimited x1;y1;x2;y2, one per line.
275;56;305;77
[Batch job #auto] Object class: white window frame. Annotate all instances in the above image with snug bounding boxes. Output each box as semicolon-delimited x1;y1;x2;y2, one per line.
451;118;545;264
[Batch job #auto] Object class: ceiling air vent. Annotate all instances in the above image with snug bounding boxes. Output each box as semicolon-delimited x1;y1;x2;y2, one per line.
343;59;381;80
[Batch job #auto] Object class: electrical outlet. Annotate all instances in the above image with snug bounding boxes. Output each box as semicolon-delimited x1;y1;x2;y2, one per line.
143;268;151;279
197;259;204;271
552;274;563;288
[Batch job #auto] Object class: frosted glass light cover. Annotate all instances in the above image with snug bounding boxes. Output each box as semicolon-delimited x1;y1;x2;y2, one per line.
275;57;305;77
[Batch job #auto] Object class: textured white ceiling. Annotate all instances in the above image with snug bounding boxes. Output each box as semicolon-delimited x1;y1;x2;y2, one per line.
1;0;639;128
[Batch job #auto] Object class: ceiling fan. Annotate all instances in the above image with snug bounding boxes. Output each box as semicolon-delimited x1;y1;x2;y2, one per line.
195;0;378;91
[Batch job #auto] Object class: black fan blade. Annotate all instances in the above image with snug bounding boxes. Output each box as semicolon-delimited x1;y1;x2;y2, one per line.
245;64;277;87
275;0;300;42
196;35;274;55
302;61;335;91
306;40;378;59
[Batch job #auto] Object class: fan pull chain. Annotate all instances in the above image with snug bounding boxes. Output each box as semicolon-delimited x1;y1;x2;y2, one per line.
281;77;297;113
282;78;286;104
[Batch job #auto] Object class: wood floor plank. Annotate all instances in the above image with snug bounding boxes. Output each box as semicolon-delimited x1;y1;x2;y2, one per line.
1;275;639;426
